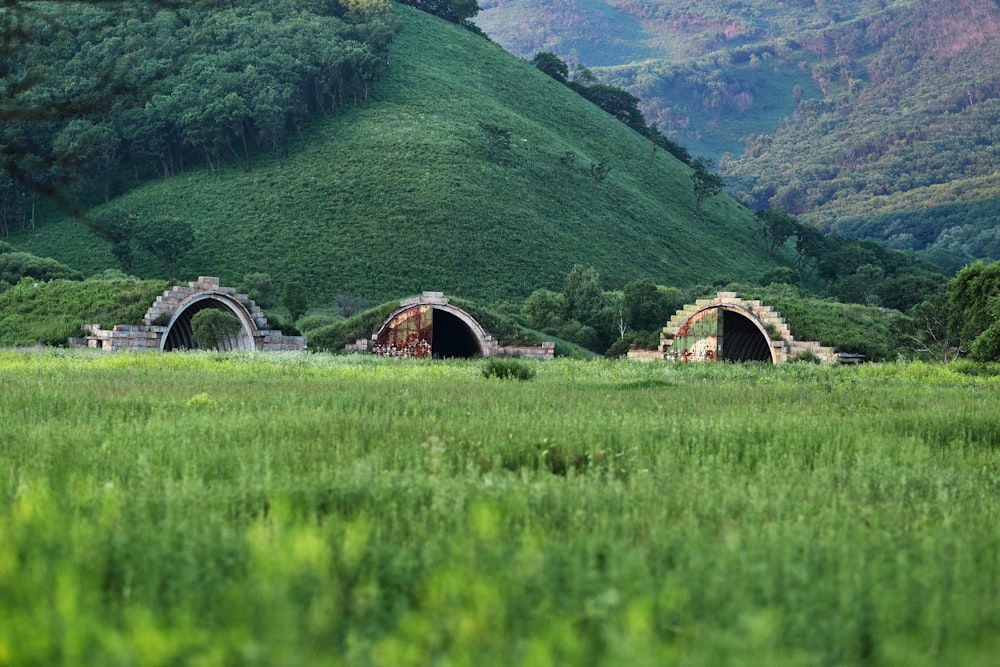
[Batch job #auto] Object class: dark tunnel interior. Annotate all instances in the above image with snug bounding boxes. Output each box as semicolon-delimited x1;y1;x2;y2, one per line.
431;309;482;358
720;310;772;363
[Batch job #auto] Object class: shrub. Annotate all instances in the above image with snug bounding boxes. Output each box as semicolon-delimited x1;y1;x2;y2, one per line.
482;358;536;381
191;309;243;349
790;349;821;364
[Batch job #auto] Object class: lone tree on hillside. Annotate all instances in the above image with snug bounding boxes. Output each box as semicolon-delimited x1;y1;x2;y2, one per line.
691;157;723;214
134;215;194;280
282;279;309;323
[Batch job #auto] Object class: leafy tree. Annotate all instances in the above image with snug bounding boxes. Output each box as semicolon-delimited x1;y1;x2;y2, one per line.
949;261;1000;362
282;279;309;322
563;264;603;327
907;290;957;363
622;278;668;333
134;216;194;280
573;84;647;133
760;266;801;286
94;208;136;273
238;272;275;309
530;52;569;83
756;209;799;257
794;224;827;279
521;288;565;331
190;308;242;350
0;251;83;284
831;263;885;306
691;157;723;214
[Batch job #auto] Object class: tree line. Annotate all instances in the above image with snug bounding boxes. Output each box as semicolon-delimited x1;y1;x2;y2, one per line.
529;52;694;166
0;0;399;230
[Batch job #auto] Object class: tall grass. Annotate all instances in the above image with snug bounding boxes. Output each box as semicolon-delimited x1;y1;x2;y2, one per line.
1;351;999;665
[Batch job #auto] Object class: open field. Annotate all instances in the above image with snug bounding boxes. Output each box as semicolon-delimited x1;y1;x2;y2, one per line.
2;351;999;665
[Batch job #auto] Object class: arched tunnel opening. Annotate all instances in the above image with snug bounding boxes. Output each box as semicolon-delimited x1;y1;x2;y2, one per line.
720;309;773;363
163;299;250;352
374;304;486;359
431;309;482;358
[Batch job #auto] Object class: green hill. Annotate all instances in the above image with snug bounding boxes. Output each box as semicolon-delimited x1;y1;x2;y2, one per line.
11;3;780;306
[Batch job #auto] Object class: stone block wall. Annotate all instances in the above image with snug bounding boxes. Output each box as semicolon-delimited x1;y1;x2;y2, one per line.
71;277;306;353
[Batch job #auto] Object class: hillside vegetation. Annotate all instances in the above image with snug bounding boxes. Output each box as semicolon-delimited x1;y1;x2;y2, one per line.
476;0;1000;272
9;3;779;306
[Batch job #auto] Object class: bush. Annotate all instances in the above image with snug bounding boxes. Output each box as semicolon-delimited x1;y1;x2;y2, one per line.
790;349;821;364
238;273;275;309
191;309;243;349
482;358;536;381
0;251;83;283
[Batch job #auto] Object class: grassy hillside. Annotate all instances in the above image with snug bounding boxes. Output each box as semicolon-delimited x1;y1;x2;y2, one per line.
476;0;1000;271
0;277;168;347
12;3;779;307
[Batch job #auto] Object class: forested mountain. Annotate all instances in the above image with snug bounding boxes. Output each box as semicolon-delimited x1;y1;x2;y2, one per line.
475;0;1000;273
3;1;781;305
0;0;397;226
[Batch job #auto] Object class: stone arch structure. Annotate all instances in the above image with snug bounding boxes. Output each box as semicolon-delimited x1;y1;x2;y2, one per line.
660;292;837;364
157;291;258;351
371;292;497;359
76;277;306;352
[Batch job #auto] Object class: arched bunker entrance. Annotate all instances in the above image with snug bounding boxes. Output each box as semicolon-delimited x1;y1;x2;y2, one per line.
161;293;257;352
75;277;306;352
372;293;494;359
665;306;775;363
660;292;837;364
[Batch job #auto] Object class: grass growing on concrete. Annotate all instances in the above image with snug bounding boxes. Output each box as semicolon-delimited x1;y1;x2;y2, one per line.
2;351;999;665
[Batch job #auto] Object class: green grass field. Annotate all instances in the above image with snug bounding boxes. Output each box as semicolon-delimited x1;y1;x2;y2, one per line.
2;351;999;665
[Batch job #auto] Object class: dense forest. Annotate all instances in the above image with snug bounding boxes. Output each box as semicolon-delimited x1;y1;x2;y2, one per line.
476;0;1000;272
0;0;398;234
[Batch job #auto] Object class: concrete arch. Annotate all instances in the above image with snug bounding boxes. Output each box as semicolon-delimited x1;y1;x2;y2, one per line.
373;293;494;358
670;304;776;363
662;292;791;363
75;277;306;353
161;292;258;351
660;291;839;364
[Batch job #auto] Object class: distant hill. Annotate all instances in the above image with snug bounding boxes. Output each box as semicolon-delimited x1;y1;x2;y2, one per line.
475;0;1000;272
12;3;781;306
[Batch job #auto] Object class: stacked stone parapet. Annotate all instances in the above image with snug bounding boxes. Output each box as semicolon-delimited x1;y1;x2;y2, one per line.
497;341;555;359
145;277;269;329
79;323;168;351
256;330;308;352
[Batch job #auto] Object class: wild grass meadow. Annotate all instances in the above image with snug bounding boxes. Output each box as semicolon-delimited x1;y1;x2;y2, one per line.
1;350;999;665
